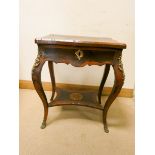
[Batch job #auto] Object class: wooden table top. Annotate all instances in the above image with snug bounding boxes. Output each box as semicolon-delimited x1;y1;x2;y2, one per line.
35;34;126;49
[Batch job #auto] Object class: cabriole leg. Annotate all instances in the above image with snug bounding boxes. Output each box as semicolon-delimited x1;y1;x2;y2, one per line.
98;64;110;104
103;56;125;133
48;61;56;101
32;55;48;129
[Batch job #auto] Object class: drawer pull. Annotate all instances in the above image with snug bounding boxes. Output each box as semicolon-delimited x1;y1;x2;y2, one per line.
75;50;84;60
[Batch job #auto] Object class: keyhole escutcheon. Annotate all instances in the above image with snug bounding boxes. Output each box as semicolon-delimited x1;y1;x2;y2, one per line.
75;49;84;60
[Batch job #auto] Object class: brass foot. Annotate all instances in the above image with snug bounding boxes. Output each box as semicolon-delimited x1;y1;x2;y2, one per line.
40;121;46;129
104;124;109;133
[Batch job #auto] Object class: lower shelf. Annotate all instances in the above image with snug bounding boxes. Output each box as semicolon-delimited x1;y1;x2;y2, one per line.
48;87;104;110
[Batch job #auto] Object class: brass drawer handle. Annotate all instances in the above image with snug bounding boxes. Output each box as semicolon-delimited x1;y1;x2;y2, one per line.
75;49;84;60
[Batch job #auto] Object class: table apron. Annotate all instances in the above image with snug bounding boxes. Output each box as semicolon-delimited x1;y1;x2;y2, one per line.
41;48;117;67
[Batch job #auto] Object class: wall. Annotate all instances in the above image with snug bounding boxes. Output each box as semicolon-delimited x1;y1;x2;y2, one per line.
20;0;134;88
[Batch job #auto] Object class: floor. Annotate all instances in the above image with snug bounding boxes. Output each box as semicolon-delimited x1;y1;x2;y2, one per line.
20;89;134;155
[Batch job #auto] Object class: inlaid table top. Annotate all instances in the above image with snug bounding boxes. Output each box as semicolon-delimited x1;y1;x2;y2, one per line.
35;34;126;49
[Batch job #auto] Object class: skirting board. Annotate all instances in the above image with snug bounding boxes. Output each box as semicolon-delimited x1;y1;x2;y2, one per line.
19;80;133;98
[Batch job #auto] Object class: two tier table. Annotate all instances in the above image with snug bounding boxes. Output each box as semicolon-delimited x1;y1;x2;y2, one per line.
32;34;126;133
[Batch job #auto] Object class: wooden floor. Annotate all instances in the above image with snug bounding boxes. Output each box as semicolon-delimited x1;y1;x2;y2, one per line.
20;89;134;155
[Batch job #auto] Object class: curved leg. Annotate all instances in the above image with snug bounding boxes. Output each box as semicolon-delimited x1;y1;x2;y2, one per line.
98;64;110;104
32;55;48;129
48;61;56;101
103;57;125;133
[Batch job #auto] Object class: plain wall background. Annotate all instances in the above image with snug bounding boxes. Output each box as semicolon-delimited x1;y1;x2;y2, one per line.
19;0;134;88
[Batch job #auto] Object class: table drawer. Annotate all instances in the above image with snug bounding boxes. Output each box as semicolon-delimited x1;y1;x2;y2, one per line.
43;48;115;67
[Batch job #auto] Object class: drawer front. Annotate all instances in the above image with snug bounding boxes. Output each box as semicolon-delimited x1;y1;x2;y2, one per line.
43;48;115;67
